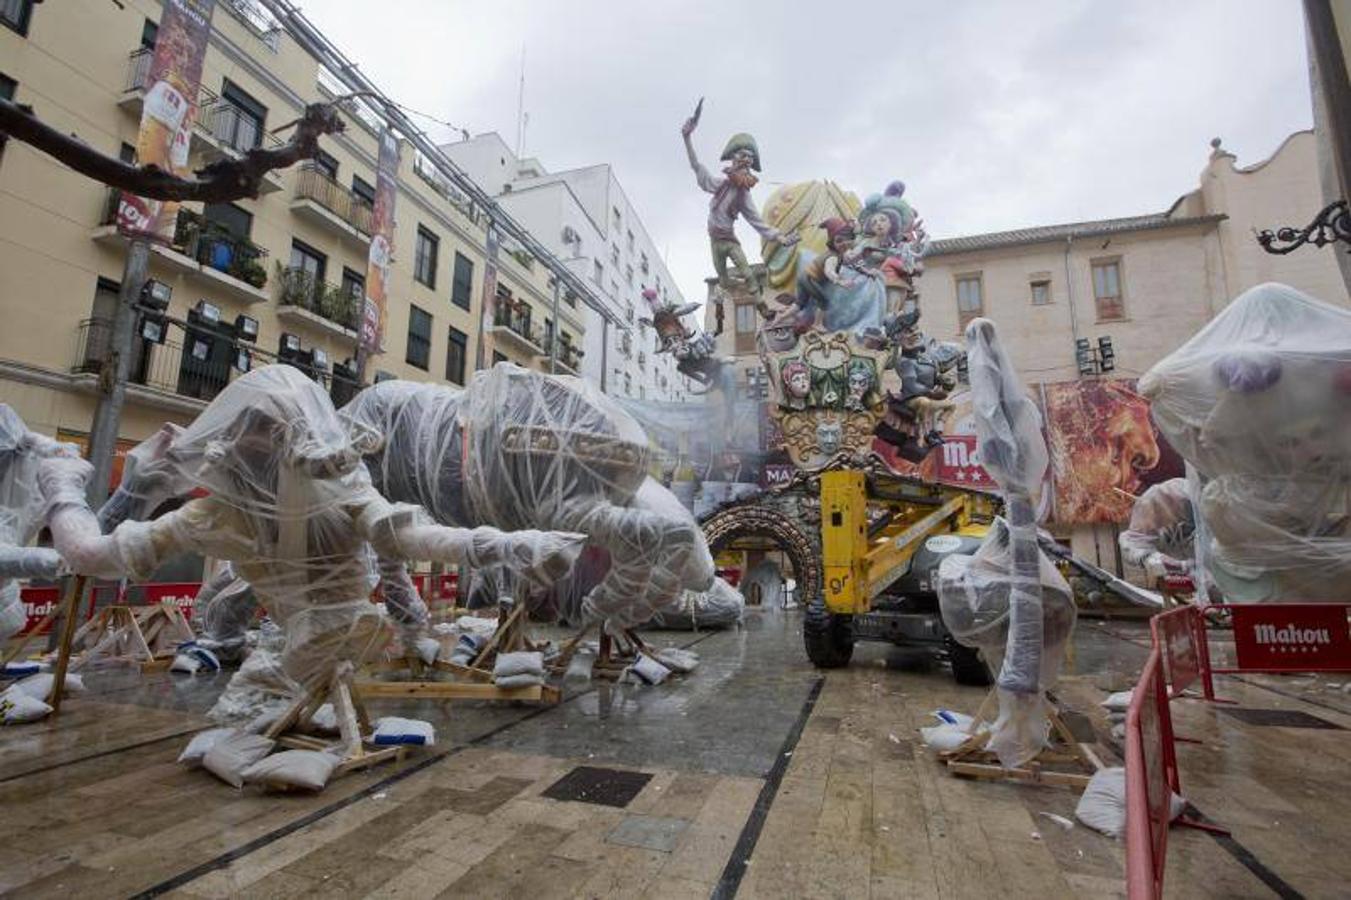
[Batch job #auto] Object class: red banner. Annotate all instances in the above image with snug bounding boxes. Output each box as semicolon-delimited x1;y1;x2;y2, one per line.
361;128;402;354
142;582;200;620
1231;604;1351;672
117;0;216;240
934;434;996;489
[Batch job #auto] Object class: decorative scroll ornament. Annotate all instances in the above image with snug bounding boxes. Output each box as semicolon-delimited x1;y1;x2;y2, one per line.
1257;199;1350;255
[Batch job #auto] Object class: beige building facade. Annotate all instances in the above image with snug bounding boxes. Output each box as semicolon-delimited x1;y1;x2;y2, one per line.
0;0;583;462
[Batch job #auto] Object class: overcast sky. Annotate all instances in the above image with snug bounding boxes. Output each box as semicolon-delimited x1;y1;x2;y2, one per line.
302;0;1313;307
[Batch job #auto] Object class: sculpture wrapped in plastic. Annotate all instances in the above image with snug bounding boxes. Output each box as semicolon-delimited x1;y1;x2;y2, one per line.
39;366;586;727
1139;283;1351;602
0;405;78;639
937;319;1072;767
647;576;745;630
344;364;715;629
1117;478;1195;583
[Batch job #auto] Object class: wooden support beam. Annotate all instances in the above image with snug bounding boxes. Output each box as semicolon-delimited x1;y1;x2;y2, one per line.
354;679;550;702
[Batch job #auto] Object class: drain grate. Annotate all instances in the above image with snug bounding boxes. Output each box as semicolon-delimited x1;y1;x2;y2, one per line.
1219;707;1344;729
542;766;654;808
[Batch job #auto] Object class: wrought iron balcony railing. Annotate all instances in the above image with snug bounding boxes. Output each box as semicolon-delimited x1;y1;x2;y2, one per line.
293;165;374;235
276;266;361;332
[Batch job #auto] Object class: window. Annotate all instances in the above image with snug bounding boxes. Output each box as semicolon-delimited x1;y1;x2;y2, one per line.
1;0;34;35
624;373;632;395
140;18;159;50
0;74;14;156
351;175;376;207
406;306;432;369
735;303;757;333
218;80;267;153
341;267;364;300
625;265;634;286
610;245;619;265
593;261;604;284
451;252;473;310
625;303;634;324
204;203;252;240
627;230;634;251
289;240;326;282
445;326;467;384
955;274;983;324
543;317;554;351
641;253;649;274
612;207;621;230
414;226;439;289
1030;277;1051;306
620;331;632;356
313;150;339;181
1091;258;1125;321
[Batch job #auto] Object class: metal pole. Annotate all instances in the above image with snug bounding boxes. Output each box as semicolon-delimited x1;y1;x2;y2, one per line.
549;277;561;374
599;318;609;392
86;238;150;508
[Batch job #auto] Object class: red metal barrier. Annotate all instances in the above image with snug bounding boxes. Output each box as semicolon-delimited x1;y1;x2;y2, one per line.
1125;645;1173;900
1150;606;1201;699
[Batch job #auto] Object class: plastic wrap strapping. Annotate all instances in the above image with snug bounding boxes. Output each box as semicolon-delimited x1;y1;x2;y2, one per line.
1118;478;1195;579
0;405;76;639
646;577;745;630
1139;283;1351;602
343;365;714;628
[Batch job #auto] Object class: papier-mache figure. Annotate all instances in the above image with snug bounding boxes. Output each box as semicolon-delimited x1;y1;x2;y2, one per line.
38;366;586;727
1118;478;1196;585
638;287;725;392
681;98;798;292
0;405;79;641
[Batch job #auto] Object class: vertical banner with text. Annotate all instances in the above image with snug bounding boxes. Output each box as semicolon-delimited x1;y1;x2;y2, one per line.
475;221;500;370
360;128;402;355
117;0;215;240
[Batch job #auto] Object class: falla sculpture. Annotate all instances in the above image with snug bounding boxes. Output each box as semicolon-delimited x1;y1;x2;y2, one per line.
681;99;960;471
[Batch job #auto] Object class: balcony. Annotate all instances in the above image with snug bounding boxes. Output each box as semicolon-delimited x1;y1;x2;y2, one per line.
290;165;373;246
197;101;286;194
275;266;360;342
535;335;584;376
117;50;223;156
490;306;544;356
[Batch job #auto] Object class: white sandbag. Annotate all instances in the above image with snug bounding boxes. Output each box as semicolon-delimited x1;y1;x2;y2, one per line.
310;703;338;734
1075;767;1186;838
170;643;221;675
372;716;435;746
202;732;275;788
2;661;40;677
414;636;441;665
920;723;975;752
931;709;975;729
494;673;544;689
628;653;671;685
564;652;594;682
494;651;544;680
1101;690;1134;712
11;672;85;700
177;728;237;767
241;750;339;792
0;689;52;723
654;647;699;673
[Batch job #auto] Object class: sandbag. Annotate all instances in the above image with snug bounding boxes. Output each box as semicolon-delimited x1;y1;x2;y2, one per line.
177;728;237;767
372;717;435;746
1074;767;1186;838
494;651;544;680
10;672;85;701
202;732;275;788
0;689;51;724
241;750;339;792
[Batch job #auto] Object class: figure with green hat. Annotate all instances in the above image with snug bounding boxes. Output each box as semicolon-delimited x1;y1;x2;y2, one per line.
681;98;798;292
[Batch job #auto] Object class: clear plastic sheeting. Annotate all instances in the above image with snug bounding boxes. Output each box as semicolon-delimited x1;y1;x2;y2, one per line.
193;561;256;662
1139;283;1351;602
1118;478;1195;582
344;365;715;629
0;405;76;640
942;318;1067;769
937;519;1076;766
38;365;586;729
646;576;745;629
96;424;187;533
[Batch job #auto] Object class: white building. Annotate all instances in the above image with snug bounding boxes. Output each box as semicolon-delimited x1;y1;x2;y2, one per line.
441;134;694;402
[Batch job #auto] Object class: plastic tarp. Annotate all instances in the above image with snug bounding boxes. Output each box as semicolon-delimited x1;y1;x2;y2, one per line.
343;365;715;628
0;405;74;640
1118;478;1195;581
938;319;1068;768
1139;283;1351;602
39;365;585;728
646;576;745;629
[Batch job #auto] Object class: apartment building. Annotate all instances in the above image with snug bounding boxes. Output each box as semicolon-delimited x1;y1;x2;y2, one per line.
442;133;694;403
0;0;581;466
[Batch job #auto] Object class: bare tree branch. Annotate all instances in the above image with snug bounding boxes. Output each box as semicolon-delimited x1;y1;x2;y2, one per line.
0;98;347;203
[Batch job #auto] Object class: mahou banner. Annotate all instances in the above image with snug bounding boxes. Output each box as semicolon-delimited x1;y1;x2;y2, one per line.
117;0;215;240
360;128;401;354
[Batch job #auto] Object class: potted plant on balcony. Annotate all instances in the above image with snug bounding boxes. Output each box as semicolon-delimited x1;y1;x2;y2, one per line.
235;256;268;289
277;262;317;310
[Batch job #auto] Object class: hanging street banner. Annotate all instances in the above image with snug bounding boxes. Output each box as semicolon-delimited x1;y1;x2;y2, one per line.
116;0;215;240
360;127;401;354
475;221;501;370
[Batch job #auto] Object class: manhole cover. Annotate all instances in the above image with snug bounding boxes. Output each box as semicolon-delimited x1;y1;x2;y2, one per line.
542;766;654;807
1219;708;1344;729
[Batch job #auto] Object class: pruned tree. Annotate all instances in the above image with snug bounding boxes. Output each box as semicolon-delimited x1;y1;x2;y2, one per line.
0;96;356;202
